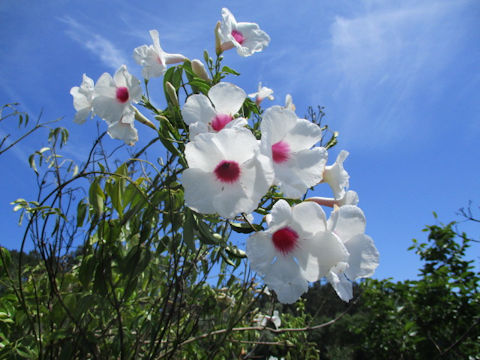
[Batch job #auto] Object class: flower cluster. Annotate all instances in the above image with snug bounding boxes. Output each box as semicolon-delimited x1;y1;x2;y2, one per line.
70;8;378;304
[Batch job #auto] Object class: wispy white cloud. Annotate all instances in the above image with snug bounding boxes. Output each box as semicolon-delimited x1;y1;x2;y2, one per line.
59;16;130;71
258;0;475;151
322;0;474;149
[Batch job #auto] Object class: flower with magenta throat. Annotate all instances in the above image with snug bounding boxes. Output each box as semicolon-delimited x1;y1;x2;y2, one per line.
218;8;270;57
182;82;248;139
260;106;328;198
133;30;186;80
246;200;348;303
248;82;274;106
92;65;142;126
326;205;379;301
182;128;274;219
70;74;94;124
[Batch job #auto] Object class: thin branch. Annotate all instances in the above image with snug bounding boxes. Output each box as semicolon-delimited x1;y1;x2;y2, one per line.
437;317;480;358
165;297;357;356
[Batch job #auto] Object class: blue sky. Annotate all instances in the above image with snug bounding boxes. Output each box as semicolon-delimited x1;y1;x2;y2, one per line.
0;0;479;280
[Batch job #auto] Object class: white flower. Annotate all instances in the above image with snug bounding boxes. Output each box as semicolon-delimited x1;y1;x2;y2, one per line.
133;30;186;79
182;128;274;219
92;65;142;125
70;74;94;124
218;8;270;57
323;150;350;200
248;82;274;106
246;200;348;303
326;205;379;301
254;310;281;329
260;106;328;198
182;82;247;139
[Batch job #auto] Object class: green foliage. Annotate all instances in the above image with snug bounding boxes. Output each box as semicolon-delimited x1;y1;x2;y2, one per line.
2;38;478;359
0;55;340;359
301;218;480;359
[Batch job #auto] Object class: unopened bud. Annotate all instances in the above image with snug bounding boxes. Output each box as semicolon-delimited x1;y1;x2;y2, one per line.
285;94;296;111
133;106;156;130
191;59;210;81
215;21;223;56
165;81;178;107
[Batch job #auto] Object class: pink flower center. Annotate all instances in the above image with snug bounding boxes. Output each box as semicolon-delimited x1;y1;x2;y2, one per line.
231;30;245;45
272;227;298;255
211;114;233;132
272;141;290;163
214;160;241;183
116;87;129;103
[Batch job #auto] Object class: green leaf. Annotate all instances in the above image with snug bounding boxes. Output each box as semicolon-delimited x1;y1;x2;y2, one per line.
225;245;247;259
221;66;240;76
93;260;109;296
88;179;105;216
106;176;124;216
194;215;219;245
79;254;95;288
76;200;87;227
188;79;211;95
230;221;263;234
220;249;235;266
28;154;38;174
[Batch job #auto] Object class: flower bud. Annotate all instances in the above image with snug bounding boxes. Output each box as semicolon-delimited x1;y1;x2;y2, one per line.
133;106;156;130
215;21;223;56
285;94;296;111
165;81;179;107
191;59;210;81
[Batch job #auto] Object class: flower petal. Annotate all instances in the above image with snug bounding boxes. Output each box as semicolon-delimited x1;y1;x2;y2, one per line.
323;150;350;199
183;168;219;215
274;147;327;198
235;22;271;57
182;94;217;127
291;201;327;235
338;190;359;206
263;257;308;304
260;106;297;145
246;231;276;275
212;181;251;218
327;262;353;301
93;73;123;123
283;118;323;152
107;118;138;146
328;205;366;241
210;128;257;164
184;132;225;172
308;231;349;277
239;156;274;209
344;234;379;280
208;82;246;115
267;200;293;230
